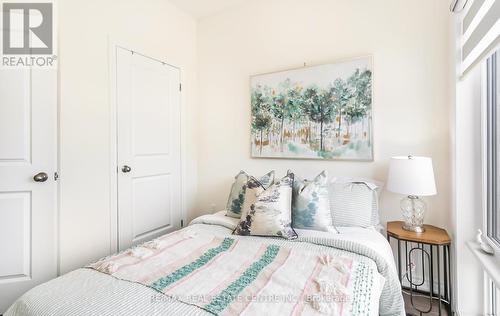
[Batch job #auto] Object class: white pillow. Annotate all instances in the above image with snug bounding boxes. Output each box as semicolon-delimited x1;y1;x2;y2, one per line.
329;177;383;228
291;171;338;233
225;170;275;218
233;173;297;239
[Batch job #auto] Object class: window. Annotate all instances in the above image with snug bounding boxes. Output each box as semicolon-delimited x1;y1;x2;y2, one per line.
486;50;500;247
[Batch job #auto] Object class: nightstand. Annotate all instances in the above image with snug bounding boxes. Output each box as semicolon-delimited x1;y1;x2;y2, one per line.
387;221;452;316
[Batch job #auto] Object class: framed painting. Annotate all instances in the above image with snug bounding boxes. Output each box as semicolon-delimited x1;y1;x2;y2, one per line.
250;56;373;161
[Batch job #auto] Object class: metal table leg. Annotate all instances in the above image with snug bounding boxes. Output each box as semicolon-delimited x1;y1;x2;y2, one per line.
398;239;402;283
437;246;442;315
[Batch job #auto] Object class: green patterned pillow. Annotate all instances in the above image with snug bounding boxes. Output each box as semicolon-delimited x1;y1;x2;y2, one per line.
233;173;297;239
225;170;275;218
291;171;338;233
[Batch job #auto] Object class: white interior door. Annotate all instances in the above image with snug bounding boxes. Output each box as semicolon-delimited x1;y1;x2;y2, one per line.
0;68;57;312
116;47;182;251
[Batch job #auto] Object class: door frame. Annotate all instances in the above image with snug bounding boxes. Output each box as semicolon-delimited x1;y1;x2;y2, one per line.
108;39;186;253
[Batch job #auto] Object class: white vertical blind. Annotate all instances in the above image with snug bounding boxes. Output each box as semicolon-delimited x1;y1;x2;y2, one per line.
461;0;500;76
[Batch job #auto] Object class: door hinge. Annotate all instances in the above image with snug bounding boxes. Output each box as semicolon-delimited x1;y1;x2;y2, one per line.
181;219;184;228
179;83;182;92
54;172;59;181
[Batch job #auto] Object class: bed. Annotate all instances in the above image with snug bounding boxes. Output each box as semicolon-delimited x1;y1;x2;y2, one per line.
5;211;405;316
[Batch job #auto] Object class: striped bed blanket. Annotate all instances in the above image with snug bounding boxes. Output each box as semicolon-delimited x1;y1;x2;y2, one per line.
88;226;400;316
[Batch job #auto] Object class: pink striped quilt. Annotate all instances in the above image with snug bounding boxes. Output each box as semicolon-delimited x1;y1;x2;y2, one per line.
88;229;384;315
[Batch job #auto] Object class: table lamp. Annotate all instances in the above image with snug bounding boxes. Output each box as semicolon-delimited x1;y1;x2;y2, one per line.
387;155;437;233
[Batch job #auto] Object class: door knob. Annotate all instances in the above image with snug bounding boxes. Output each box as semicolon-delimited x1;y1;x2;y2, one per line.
33;172;48;182
121;165;132;173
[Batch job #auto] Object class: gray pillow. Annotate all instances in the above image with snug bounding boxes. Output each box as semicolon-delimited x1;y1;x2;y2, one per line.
329;178;381;228
292;171;338;233
233;173;297;239
225;170;275;218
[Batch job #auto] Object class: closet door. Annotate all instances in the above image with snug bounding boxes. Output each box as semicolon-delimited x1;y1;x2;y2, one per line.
116;48;182;251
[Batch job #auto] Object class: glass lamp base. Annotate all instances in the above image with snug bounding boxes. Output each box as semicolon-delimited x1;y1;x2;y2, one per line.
402;223;426;233
400;195;426;233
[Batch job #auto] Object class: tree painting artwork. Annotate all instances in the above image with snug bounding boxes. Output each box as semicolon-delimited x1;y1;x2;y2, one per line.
250;57;373;160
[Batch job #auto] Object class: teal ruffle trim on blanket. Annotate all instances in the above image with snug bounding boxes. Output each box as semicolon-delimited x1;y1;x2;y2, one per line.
204;244;280;315
151;238;235;291
351;262;373;316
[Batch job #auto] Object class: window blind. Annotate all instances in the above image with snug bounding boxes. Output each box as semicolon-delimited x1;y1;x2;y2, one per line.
460;0;500;76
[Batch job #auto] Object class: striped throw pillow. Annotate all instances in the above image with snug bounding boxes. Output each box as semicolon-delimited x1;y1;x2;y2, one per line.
329;179;381;228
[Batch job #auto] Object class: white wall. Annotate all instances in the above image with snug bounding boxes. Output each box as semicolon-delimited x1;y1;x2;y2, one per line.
58;0;198;273
196;0;453;230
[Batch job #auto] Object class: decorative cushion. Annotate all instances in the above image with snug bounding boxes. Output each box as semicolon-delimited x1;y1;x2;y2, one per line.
329;178;382;228
291;171;338;233
233;173;297;239
225;170;275;218
334;177;383;228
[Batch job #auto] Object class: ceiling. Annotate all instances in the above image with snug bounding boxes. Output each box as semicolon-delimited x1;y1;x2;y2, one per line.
169;0;247;19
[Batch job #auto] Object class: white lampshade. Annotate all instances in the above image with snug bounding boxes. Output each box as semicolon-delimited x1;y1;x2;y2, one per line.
387;156;437;196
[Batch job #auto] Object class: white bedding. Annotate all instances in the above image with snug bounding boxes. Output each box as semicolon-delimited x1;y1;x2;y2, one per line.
5;211;403;316
193;210;395;273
